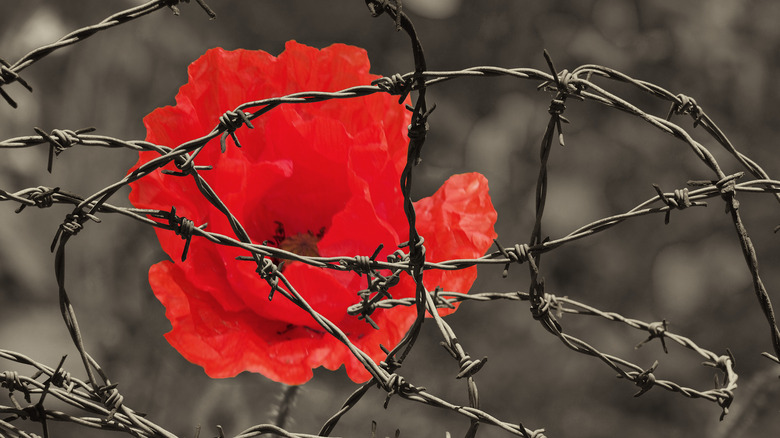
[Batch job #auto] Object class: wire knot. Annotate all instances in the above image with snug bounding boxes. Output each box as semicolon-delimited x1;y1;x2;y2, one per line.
0;59;23;86
407;102;434;139
30;186;58;209
381;373;424;408
98;384;123;421
382;373;405;407
556;69;577;92
2;371;31;403
717;390;734;421
350;292;380;329
703;350;735;372
632;360;659;397
164;0;216;18
365;0;388;16
525;429;547;438
166;207;204;261
456;354;488;379
51;211;100;252
15;186;60;213
529;283;563;334
386;249;406;264
538;50;575;146
635;320;669;353
373;73;412;103
58;215;83;237
547;98;566;116
689;172;743;213
33;126;95;172
667;93;703;127
256;257;281;300
353;255;373;276
714;172;742;198
431;286;455;310
702;350;736;420
162;153;213;177
352;284;393;330
345;244;388;328
493;240;531;277
547;98;569;146
407;121;429;140
651;184;707;224
0;58;32;108
400;235;426;267
365;0;403;30
218;109;254;152
509;243;531;263
50;368;74;393
39;128;79;152
405;103;435;164
539;50;583;97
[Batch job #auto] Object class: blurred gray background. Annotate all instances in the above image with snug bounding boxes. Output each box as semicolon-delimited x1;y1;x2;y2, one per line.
1;0;779;437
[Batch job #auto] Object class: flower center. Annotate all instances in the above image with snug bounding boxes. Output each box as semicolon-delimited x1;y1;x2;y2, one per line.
270;222;325;270
279;231;321;258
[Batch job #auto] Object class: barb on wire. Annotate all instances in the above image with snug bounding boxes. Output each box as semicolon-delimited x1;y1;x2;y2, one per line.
1;0;215;108
635;320;669;354
218;109;254;152
349;283;739;412
3;122;775;435
0;350;177;438
666;93;703;126
13;186;60;213
31;127;96;173
693;173;780;359
163;206;207;261
651;184;707;224
361;0;435;390
0;58;33;108
165;0;216;18
540;50;576;146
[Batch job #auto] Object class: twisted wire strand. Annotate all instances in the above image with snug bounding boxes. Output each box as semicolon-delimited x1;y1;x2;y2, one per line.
0;1;214;108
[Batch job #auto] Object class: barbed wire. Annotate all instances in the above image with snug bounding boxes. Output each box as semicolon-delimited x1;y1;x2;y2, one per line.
0;0;215;109
1;1;779;437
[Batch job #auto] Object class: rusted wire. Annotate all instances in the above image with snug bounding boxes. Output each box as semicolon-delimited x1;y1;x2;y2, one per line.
2;1;780;438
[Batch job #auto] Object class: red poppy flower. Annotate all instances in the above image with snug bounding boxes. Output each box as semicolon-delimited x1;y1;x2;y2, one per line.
128;41;497;384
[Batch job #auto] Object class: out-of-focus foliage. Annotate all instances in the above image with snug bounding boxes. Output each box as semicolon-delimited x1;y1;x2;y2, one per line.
0;1;778;437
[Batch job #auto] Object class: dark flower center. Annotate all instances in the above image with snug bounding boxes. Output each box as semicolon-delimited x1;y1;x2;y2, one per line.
279;231;321;258
270;222;325;269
